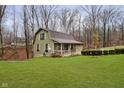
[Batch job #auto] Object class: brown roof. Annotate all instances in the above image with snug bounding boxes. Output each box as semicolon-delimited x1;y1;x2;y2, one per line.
33;28;83;44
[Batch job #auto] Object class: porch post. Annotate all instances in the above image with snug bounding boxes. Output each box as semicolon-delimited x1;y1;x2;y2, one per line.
60;43;62;55
53;43;54;54
68;44;71;54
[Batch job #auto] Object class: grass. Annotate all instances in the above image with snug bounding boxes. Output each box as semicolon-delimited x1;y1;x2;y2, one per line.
0;55;124;88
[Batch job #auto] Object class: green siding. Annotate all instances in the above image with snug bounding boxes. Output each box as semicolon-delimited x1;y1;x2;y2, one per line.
33;29;83;57
76;45;83;54
33;30;54;57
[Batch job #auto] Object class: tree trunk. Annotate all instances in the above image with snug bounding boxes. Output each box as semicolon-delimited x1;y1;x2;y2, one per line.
107;27;110;47
24;24;29;59
103;22;106;47
0;20;3;56
24;6;29;59
122;23;124;44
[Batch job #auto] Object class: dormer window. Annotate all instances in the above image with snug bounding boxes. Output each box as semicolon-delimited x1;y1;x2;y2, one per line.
40;33;45;40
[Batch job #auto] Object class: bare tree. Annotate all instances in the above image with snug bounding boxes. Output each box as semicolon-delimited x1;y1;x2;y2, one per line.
39;5;58;29
23;5;30;59
100;6;121;47
12;6;19;48
82;16;92;49
34;6;40;28
117;15;124;45
0;5;6;56
49;12;58;31
80;5;102;49
58;8;78;33
78;13;82;41
11;6;19;60
120;20;124;43
26;5;35;40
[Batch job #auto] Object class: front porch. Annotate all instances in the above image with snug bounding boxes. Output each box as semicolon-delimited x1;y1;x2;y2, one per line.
53;43;77;56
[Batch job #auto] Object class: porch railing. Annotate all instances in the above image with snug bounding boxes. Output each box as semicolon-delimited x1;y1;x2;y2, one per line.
53;50;76;55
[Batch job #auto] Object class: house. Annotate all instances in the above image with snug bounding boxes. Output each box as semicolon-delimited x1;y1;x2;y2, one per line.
33;28;83;57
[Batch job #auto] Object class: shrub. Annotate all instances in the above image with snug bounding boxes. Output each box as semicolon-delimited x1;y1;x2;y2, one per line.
81;50;88;55
115;48;124;54
102;50;109;55
108;50;115;55
81;50;102;56
95;50;102;55
115;49;120;54
81;48;124;56
121;48;124;54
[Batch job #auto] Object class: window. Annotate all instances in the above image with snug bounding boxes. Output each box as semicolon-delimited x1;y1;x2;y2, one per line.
63;44;68;50
71;44;76;51
40;33;45;40
45;44;49;52
54;43;61;50
36;44;40;51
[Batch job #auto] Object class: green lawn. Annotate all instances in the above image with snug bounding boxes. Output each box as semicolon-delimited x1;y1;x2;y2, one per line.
0;55;124;88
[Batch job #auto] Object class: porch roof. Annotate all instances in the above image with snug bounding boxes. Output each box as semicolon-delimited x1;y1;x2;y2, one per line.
52;38;83;44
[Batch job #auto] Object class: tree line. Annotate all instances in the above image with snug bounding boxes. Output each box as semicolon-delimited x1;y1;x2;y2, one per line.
0;5;124;58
